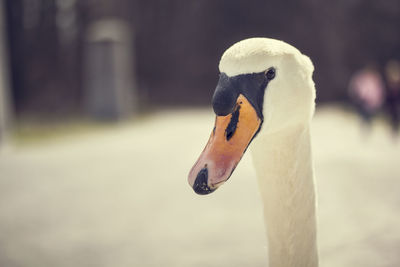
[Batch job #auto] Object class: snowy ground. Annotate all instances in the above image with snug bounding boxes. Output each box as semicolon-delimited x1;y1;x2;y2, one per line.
0;107;399;267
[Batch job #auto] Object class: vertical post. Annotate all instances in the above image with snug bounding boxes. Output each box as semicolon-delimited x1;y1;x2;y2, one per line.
0;0;12;145
84;19;137;121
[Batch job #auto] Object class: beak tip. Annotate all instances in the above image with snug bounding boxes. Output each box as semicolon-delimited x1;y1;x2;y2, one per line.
193;186;216;195
192;167;216;195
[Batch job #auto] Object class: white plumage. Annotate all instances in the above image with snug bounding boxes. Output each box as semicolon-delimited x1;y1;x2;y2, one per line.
221;38;318;267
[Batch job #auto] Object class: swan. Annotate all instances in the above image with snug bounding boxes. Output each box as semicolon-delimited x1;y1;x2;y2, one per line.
188;38;318;267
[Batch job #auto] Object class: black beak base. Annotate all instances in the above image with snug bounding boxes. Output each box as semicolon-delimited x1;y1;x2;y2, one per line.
212;72;268;120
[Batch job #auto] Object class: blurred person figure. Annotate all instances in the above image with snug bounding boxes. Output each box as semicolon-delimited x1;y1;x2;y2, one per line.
384;60;400;138
348;64;385;134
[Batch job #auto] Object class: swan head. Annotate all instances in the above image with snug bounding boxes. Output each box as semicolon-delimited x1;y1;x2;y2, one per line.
188;38;316;195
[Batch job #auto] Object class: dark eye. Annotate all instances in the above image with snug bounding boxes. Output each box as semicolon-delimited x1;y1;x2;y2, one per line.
265;68;276;80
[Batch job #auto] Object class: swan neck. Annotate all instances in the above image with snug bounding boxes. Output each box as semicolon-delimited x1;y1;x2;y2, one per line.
251;124;318;267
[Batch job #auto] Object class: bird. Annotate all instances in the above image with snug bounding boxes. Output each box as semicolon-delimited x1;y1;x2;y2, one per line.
188;37;318;267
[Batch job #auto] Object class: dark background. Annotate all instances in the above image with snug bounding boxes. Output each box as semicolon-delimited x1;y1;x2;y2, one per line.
4;0;400;118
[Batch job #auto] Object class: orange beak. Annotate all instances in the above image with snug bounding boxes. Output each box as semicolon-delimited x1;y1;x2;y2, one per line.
188;94;261;194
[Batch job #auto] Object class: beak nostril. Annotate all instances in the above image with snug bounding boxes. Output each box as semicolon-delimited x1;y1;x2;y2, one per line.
225;105;240;141
193;167;215;195
226;130;234;140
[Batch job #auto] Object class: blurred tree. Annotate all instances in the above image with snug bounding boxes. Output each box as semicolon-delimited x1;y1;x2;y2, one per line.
5;0;83;118
0;0;12;142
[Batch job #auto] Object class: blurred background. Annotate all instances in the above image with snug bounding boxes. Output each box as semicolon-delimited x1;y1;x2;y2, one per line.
0;0;399;266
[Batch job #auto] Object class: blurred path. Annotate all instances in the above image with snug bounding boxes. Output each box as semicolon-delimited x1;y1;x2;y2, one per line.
0;107;399;267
